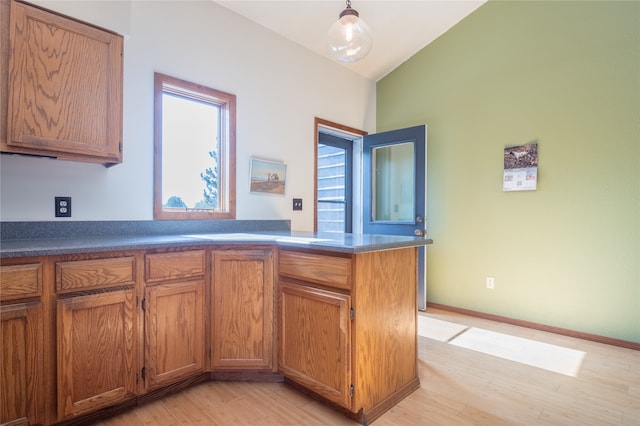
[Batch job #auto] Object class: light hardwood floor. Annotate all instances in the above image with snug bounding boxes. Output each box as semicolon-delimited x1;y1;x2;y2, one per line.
96;308;640;425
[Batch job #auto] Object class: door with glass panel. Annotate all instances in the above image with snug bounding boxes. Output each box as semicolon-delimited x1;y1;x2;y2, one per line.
363;125;427;309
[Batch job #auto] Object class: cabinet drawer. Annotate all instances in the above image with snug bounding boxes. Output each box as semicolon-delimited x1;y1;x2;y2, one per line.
56;257;135;294
279;251;352;290
0;263;42;301
145;250;205;283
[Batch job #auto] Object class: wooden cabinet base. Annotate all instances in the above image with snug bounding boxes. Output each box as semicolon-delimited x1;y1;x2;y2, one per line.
210;371;284;383
135;373;210;406
284;377;420;426
51;398;137;426
49;373;417;426
353;378;420;425
51;373;209;426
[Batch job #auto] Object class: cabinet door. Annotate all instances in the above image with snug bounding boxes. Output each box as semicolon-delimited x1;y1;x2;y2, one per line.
5;0;123;165
1;302;44;426
57;289;136;419
144;280;205;389
211;249;274;370
279;282;352;409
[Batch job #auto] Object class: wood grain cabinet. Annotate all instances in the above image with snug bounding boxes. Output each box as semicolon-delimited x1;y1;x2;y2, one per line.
0;242;420;425
1;0;124;166
54;255;137;421
143;250;205;390
211;248;275;371
0;261;45;426
279;281;352;407
278;248;420;424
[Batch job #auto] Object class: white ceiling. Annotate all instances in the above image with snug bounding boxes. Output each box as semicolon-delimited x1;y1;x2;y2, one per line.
213;0;486;81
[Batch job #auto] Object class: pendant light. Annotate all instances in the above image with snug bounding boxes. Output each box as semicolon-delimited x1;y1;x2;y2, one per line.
327;0;372;63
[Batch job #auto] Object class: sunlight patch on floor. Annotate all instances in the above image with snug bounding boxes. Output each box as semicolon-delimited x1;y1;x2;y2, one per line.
418;316;468;342
419;316;586;377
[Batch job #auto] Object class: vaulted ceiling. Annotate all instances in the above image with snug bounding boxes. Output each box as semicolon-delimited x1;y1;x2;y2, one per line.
214;1;486;81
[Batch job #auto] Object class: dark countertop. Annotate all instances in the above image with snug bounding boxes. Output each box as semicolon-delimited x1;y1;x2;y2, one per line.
0;231;432;258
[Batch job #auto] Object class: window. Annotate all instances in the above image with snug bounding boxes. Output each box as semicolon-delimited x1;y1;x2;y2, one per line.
317;132;353;233
154;73;236;219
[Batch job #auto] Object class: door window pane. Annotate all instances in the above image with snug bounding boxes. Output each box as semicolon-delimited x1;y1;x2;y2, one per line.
317;138;352;233
372;142;414;222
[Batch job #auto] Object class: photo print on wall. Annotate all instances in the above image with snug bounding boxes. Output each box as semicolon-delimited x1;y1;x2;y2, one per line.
503;142;538;191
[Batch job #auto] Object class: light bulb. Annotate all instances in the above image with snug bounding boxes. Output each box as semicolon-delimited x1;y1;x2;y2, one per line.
327;5;372;63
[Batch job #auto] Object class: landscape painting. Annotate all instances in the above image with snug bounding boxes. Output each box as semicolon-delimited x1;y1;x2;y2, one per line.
250;158;286;195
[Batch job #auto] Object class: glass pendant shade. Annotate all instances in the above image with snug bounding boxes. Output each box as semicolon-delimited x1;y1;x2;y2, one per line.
327;5;372;63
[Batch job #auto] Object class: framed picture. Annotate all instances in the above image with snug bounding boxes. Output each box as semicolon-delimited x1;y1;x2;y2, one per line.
250;158;287;195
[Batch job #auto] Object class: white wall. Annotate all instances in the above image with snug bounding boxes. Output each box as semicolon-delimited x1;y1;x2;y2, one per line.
0;0;376;232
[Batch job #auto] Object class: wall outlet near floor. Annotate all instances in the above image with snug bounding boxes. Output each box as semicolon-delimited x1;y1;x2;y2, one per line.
486;276;495;289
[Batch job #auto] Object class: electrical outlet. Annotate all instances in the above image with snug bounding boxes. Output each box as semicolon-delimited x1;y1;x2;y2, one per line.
486;276;495;289
55;196;72;217
292;198;302;211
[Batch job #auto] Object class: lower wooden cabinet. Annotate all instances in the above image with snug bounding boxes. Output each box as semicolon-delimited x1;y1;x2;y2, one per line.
278;248;419;424
0;244;419;425
278;282;352;408
0;301;44;426
1;261;45;426
143;249;206;390
56;289;136;419
53;254;137;422
211;248;274;370
144;280;205;389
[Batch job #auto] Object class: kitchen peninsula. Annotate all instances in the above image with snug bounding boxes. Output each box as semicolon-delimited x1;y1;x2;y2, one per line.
0;221;432;425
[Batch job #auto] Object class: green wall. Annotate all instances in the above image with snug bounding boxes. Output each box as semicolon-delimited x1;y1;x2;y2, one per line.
377;0;640;342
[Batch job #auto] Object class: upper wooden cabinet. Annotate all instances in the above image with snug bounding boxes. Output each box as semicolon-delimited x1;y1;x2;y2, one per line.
1;0;124;166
